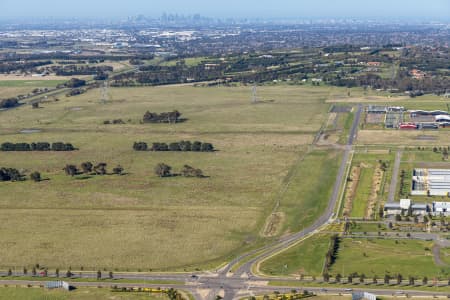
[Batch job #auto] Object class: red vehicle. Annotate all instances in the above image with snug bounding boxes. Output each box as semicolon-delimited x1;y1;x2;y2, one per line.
399;123;417;129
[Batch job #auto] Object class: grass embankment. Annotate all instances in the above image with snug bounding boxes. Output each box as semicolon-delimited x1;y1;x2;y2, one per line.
272;149;342;235
259;234;331;276
330;238;449;278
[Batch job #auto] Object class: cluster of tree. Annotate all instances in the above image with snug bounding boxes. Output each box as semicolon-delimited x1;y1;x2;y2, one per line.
93;72;108;80
133;141;214;152
62;78;86;88
111;63;223;86
63;162;123;177
323;235;340;276
154;163;204;178
0;98;19;109
41;65;113;76
103;119;125;125
0;60;52;73
431;146;450;160
0;167;23;181
329;72;450;95
143;110;182;123
1;142;75;152
3;53;153;62
66;88;86;97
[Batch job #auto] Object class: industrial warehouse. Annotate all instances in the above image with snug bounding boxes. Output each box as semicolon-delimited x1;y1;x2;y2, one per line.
384;198;450;217
412;168;450;196
365;106;450;129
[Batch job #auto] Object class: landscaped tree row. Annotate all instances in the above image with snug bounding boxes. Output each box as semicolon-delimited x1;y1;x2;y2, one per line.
322;235;340;276
142;110;182;123
1;142;75;151
133;141;214;152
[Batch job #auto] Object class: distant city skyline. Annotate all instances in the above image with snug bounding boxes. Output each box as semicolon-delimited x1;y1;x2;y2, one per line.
0;0;449;20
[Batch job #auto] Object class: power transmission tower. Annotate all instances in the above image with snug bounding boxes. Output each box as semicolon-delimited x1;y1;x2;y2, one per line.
101;81;109;104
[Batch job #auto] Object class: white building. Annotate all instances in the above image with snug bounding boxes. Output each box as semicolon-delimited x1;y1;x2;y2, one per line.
432;202;450;216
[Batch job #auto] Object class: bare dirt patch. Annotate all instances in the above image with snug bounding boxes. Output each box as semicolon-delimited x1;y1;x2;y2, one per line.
365;163;384;219
343;165;361;217
262;212;285;237
366;113;385;124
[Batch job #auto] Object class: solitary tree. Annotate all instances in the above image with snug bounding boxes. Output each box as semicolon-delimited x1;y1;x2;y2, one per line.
360;273;366;284
422;276;428;285
384;274;390;284
56;268;59;278
409;276;415;285
181;165;204;178
80;162;93;174
397;274;403;285
93;163;107;175
30;171;41;182
97;270;101;280
63;164;78;176
112;165;124;175
336;273;342;283
109;271;113;279
155;163;172;177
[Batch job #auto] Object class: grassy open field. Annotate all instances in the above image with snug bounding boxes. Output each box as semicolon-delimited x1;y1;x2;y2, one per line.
0;84;333;271
259;234;330;276
351;167;374;218
0;287;168;300
0;80;66;87
330;238;449;278
358;130;450;146
272;149;341;235
0;78;68;99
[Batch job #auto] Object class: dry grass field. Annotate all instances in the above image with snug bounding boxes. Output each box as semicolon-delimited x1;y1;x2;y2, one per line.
0;84;332;271
357;130;450;146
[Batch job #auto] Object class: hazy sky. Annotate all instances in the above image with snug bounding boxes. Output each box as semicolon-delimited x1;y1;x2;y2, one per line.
0;0;449;20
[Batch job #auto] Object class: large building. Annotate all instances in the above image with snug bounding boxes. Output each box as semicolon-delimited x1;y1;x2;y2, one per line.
384;199;428;216
432;202;450;216
412;168;450;196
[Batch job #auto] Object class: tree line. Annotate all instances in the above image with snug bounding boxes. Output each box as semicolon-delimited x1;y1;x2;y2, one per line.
133;141;214;152
143;110;182;123
1;142;75;152
41;65;113;76
0;167;42;182
63;162;124;177
155;163;204;178
323;235;340;277
0;60;52;73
